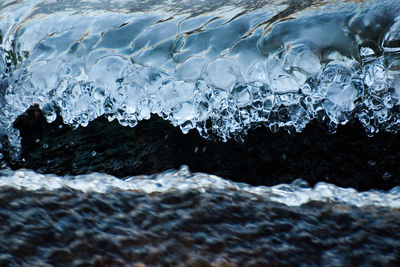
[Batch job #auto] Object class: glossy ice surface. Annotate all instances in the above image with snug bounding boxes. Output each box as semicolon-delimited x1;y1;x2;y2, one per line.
1;0;400;159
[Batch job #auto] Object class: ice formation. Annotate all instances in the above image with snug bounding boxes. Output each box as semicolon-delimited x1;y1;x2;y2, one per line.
1;0;400;159
1;166;400;208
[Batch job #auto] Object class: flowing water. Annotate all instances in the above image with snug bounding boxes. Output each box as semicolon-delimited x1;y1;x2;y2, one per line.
1;0;400;265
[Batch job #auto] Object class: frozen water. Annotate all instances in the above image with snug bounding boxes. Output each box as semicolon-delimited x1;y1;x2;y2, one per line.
203;59;242;91
1;0;400;159
1;166;399;208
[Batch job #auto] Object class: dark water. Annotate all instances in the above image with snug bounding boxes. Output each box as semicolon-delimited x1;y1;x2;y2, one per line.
1;186;400;266
10;107;400;191
0;166;399;266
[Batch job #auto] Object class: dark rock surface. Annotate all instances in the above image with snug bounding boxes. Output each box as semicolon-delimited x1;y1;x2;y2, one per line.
0;186;399;266
7;105;400;191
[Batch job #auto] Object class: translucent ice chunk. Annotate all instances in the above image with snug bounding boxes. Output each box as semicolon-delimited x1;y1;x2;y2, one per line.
203;58;242;90
247;61;269;83
364;59;386;88
283;43;321;75
320;63;356;111
270;71;299;93
175;57;206;82
89;56;130;89
383;20;400;53
230;83;251;107
172;102;196;125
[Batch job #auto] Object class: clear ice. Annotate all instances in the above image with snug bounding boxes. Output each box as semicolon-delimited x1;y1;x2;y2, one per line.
1;0;400;159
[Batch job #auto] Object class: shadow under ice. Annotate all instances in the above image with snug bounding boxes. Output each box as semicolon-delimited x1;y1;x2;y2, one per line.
6;105;400;192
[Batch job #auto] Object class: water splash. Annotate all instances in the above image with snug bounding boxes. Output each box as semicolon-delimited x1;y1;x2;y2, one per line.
1;0;400;159
1;166;399;208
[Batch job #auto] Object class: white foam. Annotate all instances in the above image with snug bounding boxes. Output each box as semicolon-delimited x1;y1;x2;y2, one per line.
1;167;399;208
